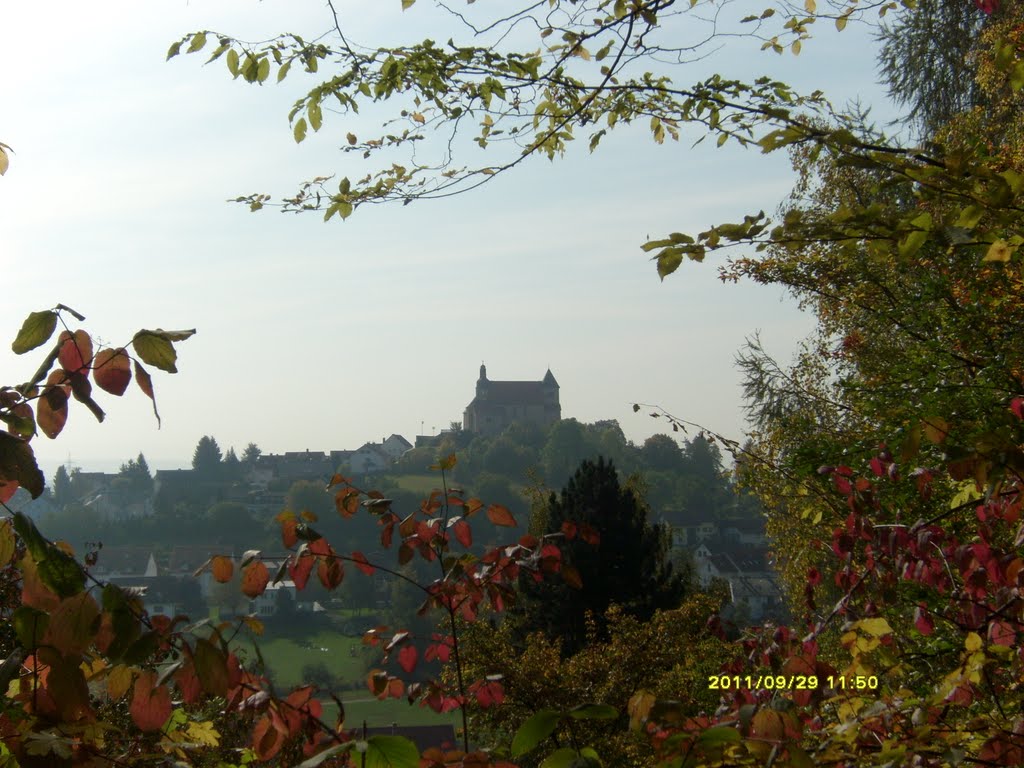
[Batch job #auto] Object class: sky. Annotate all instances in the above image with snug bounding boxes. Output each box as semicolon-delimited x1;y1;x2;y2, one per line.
1;0;901;481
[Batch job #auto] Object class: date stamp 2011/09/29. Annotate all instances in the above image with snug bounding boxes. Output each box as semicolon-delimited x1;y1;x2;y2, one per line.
707;675;879;691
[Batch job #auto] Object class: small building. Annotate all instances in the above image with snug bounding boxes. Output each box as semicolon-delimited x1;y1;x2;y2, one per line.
462;364;561;436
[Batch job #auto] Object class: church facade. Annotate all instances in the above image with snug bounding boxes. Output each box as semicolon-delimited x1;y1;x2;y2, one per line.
462;364;560;436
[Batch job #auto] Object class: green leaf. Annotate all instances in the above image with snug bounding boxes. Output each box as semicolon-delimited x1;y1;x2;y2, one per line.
656;247;684;280
132;332;179;373
569;703;617;720
401;0;416;8
187;32;208;54
12;310;58;354
166;41;182;60
512;709;561;756
226;49;240;76
365;735;419;768
38;551;87;598
539;748;579;768
277;60;292;82
13;605;49;649
257;57;271;82
697;726;741;744
294;118;308;143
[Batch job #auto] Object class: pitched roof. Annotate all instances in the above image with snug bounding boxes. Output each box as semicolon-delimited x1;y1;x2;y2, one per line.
473;380;548;406
90;546;158;577
167;545;230;574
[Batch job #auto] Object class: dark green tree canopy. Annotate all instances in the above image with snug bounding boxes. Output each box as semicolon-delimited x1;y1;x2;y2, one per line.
191;435;223;479
515;456;687;656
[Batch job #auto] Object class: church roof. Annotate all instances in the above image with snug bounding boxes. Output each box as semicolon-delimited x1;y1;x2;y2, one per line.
472;380;549;405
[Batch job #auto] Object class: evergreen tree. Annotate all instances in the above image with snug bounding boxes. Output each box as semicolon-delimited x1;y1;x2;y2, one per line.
52;464;74;507
191;436;223;480
222;447;243;482
514;457;686;656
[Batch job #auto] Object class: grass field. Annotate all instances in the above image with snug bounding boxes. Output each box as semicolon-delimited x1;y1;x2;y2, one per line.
394;474;447;495
233;627;459;729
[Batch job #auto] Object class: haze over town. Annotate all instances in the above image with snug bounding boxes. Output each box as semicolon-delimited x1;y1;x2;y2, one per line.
2;1;898;482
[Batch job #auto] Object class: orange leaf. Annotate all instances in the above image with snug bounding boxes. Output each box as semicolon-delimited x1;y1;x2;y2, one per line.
486;503;517;527
335;488;360;518
93;348;132;396
211;555;234;583
130;670;172;732
37;371;69;439
242;560;270;598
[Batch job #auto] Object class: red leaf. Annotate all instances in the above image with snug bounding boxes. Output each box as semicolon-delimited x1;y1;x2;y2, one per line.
289;552;315;590
352;551;375;576
973;0;999;13
134;361;161;427
93;348;132;395
317;557;344;590
335;488;360;518
486;503;517;527
253;714;285;761
472;679;505;709
561;521;578;540
241;560;270;598
914;605;934;636
130;670;172;732
397;645;418;674
281;517;298;549
58;330;93;376
453;518;472;548
579;524;600;547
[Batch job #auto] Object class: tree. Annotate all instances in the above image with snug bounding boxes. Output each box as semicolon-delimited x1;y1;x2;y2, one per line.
241;441;262;466
640;434;684;473
191;435;223;479
206;501;256;544
51;464;73;507
222;446;243;482
514;457;686;656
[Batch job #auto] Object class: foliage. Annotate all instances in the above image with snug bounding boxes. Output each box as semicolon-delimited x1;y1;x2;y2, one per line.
458;594;735;767
192;435;224;479
514;457;687;656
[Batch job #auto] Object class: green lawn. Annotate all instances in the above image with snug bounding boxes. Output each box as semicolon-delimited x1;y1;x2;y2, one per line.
232;627;459;729
394;474;446;495
234;630;371;690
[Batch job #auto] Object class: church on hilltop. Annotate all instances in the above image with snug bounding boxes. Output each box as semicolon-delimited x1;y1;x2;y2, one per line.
462;364;561;436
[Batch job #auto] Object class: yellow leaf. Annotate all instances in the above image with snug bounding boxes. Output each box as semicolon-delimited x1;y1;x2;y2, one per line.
185;720;221;747
805;0;816;12
412;112;425;124
921;416;949;444
983;239;1012;262
0;146;9;176
965;632;983;652
791;40;802;55
107;664;135;700
859;618;893;637
836;15;848;31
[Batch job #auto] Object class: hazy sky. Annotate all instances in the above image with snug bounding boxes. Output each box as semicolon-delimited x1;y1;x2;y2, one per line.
2;1;899;481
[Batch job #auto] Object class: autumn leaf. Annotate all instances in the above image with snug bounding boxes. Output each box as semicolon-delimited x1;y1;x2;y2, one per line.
211;555;234;583
487;503;517;527
93;348;132;395
397;644;418;674
130;670;172;732
241;560;270;598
